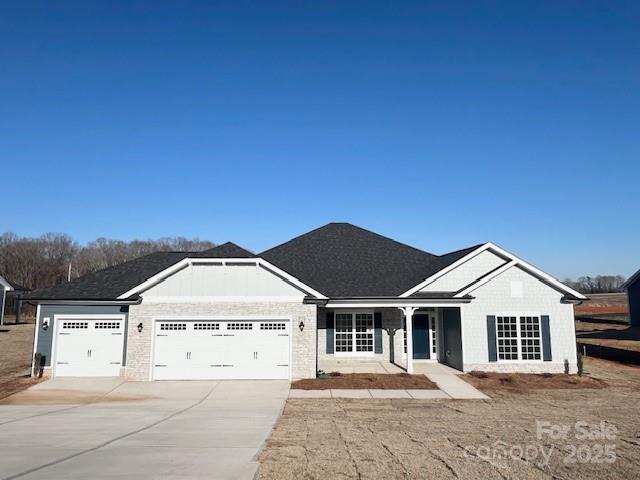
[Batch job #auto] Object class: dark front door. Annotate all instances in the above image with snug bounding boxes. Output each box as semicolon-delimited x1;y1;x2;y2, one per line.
442;308;463;370
412;314;430;360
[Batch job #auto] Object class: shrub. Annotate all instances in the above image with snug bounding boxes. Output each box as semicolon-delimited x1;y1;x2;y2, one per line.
329;371;342;377
469;371;489;378
577;351;584;376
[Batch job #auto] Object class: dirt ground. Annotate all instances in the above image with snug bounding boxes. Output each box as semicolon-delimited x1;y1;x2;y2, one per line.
576;293;628;316
292;373;437;390
576;321;640;352
259;358;640;480
0;322;39;399
462;371;608;393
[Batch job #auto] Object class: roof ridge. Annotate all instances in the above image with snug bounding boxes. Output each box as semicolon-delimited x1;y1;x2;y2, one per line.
261;222;437;258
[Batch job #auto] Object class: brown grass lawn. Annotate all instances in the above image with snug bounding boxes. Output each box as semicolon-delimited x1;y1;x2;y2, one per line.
259;358;640;480
292;373;437;390
0;322;40;399
462;371;608;393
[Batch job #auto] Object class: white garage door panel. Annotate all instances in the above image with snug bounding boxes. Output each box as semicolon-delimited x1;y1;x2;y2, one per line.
153;320;290;380
55;319;125;377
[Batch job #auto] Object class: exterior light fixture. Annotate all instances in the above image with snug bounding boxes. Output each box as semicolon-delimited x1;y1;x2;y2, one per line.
298;321;304;332
137;322;144;333
42;318;50;331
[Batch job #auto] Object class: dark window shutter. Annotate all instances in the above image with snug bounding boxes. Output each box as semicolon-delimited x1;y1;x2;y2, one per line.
374;312;383;354
541;315;552;361
487;315;497;362
326;311;335;354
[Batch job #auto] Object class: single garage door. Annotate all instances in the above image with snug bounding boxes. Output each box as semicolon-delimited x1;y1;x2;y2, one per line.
153;320;290;380
55;318;125;376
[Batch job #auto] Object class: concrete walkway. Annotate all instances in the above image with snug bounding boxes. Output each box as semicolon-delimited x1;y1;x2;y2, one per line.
290;388;449;399
423;373;489;399
290;361;489;400
0;377;289;480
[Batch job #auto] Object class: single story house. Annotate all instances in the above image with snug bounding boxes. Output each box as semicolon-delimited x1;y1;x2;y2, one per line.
26;223;585;380
623;269;640;327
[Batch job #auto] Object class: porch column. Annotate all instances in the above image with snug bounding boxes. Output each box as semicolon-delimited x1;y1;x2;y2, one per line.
399;306;418;374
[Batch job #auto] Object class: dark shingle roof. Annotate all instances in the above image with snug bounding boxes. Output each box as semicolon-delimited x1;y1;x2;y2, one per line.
193;242;256;258
261;223;481;297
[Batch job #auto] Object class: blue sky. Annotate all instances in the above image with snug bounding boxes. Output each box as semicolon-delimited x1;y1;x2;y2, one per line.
1;1;638;279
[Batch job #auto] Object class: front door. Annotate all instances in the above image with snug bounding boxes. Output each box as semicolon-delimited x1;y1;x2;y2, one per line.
412;314;430;359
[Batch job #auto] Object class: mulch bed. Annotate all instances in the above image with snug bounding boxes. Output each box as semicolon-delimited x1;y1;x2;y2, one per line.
291;372;437;390
462;371;608;393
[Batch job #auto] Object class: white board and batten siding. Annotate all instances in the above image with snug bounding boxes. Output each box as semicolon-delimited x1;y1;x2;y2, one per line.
53;315;126;377
140;262;306;302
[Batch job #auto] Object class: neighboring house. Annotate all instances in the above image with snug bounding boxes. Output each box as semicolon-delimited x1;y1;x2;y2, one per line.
623;269;640;327
25;223;585;380
0;275;30;326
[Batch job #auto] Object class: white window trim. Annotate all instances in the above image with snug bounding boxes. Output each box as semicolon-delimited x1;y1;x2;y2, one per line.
495;312;544;363
333;310;375;356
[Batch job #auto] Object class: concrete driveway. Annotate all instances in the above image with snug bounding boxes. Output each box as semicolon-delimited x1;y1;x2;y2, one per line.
0;377;289;480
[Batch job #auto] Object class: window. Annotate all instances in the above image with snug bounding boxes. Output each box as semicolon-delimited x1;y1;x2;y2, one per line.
334;312;373;353
227;322;252;330
260;322;286;330
95;322;120;329
160;323;186;331
496;315;541;361
62;322;88;329
194;323;219;330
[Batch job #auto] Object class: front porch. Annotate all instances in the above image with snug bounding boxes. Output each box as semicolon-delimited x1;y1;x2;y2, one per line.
318;302;466;375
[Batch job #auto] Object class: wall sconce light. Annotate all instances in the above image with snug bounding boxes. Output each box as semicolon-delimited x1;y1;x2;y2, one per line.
137;322;144;333
298;321;304;332
42;318;50;331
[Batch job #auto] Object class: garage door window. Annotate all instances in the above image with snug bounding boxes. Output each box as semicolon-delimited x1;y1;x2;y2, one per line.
95;322;120;329
227;323;253;330
194;323;219;330
260;323;286;330
160;323;186;331
334;312;374;354
62;322;88;329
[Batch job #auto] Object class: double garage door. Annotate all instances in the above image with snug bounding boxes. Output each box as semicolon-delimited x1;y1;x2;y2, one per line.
153;320;291;380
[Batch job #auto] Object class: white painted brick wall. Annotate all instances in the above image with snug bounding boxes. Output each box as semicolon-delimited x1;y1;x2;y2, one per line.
125;301;317;380
461;265;578;373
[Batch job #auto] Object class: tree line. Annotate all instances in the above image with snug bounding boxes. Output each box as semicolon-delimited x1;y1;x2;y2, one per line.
0;232;627;296
0;232;215;292
563;275;627;294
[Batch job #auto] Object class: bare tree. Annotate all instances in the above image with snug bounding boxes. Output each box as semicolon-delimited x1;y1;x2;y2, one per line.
0;233;215;291
564;275;627;294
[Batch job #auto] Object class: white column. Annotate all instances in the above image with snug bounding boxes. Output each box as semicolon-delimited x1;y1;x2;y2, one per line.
0;288;6;327
400;306;417;373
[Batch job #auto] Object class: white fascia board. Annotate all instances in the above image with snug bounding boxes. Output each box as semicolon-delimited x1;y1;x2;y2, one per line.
326;298;470;308
117;257;327;300
623;268;640;289
399;244;490;297
474;243;587;300
0;275;13;291
401;242;586;301
454;259;518;297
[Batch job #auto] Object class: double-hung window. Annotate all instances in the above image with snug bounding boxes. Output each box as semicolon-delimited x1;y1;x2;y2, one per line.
496;315;542;361
335;312;374;354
